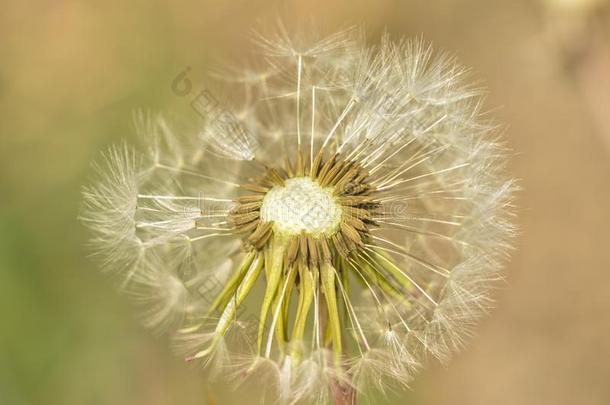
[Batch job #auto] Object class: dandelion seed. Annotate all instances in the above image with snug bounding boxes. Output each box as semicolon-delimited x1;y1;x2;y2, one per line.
81;26;517;403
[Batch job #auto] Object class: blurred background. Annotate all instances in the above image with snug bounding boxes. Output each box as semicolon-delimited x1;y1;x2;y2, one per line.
1;0;610;404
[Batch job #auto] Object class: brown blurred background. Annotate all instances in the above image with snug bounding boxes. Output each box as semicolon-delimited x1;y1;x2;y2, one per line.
1;1;610;404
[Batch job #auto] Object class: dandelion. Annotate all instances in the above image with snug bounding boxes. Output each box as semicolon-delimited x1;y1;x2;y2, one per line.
81;26;517;404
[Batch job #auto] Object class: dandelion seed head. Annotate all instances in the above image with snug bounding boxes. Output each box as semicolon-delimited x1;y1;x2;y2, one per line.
81;24;517;402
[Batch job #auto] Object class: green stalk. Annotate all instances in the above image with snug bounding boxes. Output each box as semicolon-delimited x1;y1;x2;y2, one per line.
206;250;256;317
257;233;287;354
368;249;415;294
321;262;342;365
355;255;412;308
289;265;314;363
189;252;263;360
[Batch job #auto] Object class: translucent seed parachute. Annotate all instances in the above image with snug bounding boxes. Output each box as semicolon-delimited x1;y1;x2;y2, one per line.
81;26;517;404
